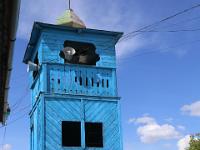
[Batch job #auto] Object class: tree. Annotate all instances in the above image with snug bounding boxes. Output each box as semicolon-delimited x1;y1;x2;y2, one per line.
187;134;200;150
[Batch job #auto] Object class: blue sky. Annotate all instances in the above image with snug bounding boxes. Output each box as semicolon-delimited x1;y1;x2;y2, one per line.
1;0;200;150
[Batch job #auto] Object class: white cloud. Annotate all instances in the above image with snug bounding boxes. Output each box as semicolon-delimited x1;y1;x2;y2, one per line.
116;38;144;59
18;0;189;60
131;116;181;144
18;0;66;38
177;135;190;150
135;116;156;125
18;0;149;59
0;144;12;150
181;101;200;116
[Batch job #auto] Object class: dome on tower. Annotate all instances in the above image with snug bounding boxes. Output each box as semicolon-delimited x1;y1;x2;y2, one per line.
57;9;86;28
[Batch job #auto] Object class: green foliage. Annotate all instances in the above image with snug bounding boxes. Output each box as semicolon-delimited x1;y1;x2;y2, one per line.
187;137;200;150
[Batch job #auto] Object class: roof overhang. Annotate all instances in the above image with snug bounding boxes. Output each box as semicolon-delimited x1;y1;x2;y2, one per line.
23;22;123;64
0;0;21;124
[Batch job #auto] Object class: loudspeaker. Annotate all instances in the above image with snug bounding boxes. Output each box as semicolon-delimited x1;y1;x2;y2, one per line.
27;61;39;72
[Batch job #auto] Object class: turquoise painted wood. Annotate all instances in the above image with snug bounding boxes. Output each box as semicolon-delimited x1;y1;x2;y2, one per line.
24;22;123;150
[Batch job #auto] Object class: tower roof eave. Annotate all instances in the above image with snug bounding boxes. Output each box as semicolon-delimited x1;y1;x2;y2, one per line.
23;22;123;64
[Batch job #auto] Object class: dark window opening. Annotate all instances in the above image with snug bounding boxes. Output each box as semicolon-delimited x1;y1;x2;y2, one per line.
33;52;39;79
79;77;82;85
62;121;81;147
86;77;88;86
97;82;100;87
106;80;109;88
58;79;61;84
59;40;100;65
102;79;104;88
92;78;94;87
85;122;103;147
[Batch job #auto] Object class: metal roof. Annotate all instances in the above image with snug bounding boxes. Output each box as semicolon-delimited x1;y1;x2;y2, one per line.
57;9;86;28
0;0;21;124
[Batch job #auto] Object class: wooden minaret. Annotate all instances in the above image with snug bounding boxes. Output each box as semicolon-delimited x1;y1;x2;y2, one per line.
23;3;123;150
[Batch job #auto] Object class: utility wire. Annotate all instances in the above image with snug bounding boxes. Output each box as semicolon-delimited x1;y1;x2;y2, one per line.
159;15;200;30
132;28;200;33
12;104;31;114
0;111;29;129
11;85;29;111
120;39;200;61
1;125;7;149
119;3;200;42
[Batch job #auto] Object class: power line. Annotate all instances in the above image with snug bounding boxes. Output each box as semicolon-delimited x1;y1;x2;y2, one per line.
159;15;200;30
131;28;200;33
11;85;29;111
12;104;31;114
0;111;29;129
1;125;7;149
119;3;200;42
120;39;200;61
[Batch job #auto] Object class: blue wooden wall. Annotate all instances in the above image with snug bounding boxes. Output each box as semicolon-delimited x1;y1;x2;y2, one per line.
44;97;122;150
38;29;117;68
26;22;123;150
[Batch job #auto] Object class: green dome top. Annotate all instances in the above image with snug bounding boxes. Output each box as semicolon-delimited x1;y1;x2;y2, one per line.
57;9;86;28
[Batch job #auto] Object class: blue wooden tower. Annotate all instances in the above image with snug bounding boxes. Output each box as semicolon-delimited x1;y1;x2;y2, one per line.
23;8;123;150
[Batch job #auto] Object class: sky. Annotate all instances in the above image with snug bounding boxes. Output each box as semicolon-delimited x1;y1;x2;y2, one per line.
1;0;200;150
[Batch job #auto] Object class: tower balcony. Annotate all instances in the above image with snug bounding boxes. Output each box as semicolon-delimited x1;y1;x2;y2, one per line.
31;63;118;102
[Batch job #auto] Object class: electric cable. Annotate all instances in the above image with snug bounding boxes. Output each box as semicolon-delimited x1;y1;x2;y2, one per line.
119;3;200;42
11;85;29;111
122;28;200;33
0;111;29;129
120;39;200;61
1;125;7;149
159;15;200;30
11;104;31;114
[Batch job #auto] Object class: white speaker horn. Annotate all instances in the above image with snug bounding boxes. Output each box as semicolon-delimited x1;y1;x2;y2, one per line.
27;61;39;72
62;47;76;61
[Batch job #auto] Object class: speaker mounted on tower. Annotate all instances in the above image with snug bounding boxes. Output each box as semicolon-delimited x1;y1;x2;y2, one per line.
59;40;100;65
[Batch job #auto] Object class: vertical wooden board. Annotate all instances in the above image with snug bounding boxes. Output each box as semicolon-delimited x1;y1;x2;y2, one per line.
71;67;77;95
37;99;43;150
84;100;122;150
33;105;38;150
30;114;34;150
59;66;65;93
49;68;55;93
30;97;44;150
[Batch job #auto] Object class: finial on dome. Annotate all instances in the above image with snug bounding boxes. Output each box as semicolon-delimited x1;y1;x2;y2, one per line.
56;0;86;28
